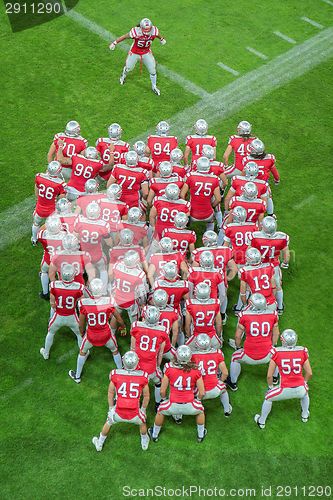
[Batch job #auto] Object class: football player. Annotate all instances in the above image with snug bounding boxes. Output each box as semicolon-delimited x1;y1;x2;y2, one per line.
224;161;270;210
226;293;279;391
148;346;206;442
147;161;184;206
75;179;104;216
56;198;77;234
223;120;256;178
188;251;225;301
92;351;150;452
68;278;124;383
223;206;258;268
228;182;266;225
147;122;178;168
162;211;196;258
184;119;217;167
152;289;179;351
169;148;187;178
148;237;187;287
254;329;312;428
116;207;149;249
133;140;154;175
109;228;147;272
40;264;84;360
109;18;166;95
153;262;189;313
95;123;127;181
98;184;129;241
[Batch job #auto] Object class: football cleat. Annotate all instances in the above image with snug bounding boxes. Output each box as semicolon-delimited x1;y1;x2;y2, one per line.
119;74;125;85
92;437;103;452
273;375;280;385
228;338;237;350
225;376;238;391
152;86;161;96
222;313;228;325
31;237;38;246
39;291;50;301
301;412;310;423
224;404;233;417
148;427;158;442
197;428;207;443
39;347;49;360
68;370;81;384
172;414;183;425
232;304;242;316
254;414;265;429
141;436;150;451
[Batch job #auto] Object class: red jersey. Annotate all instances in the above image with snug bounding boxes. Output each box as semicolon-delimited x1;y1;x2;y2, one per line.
223;222;258;265
59;213;77;234
185;172;219;219
187;267;223;299
35;174;66;218
192;159;224;179
271;346;309;388
239;307;278;359
149;175;184;197
53;132;88;168
129;26;159;56
50;281;84;316
239;263;276;305
158;307;179;335
248;231;289;266
79;296;116;346
164;363;202;403
116;220;148;245
147;135;178;166
171;164;187;178
109;245;146;267
153;196;190;239
150;251;184;276
192;350;224;391
191;245;233;272
131;321;168;375
230;175;269;198
162;227;196;256
76;193;104;217
227;135;256;172
74;216;110;263
96;137;129;180
153;278;189;310
242;154;279;183
186;134;217;163
67;155;104;193
186;299;220;336
111;262;147;308
37;229;66;265
110;368;148;420
50;250;92;285
111;164;148;208
98;198;128;232
229;196;266;223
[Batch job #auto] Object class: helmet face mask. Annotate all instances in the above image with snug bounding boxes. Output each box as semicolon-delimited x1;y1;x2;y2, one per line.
249;293;267;311
127;207;141;223
194;119;208;136
120;228;134;246
170;148;183;163
63;233;79;251
262;216;277;236
196;156;210;173
125;150;138;167
249;138;265;156
47;160;62;177
159;237;174;254
140;17;153;34
237;120;252;137
162;262;178;280
108;123;122;140
122;350;139;370
85;178;99;193
281;329;298;348
194;282;211;302
123;250;140;269
46;215;62;234
152;289;168;309
84;147;98;160
245;248;262;266
107;184;122;200
133;140;146;157
143;305;160;325
243;181;258;200
202;145;215;160
232;205;247;223
156;120;170;136
86;201;101;220
199;250;214;269
159;161;173;178
174;211;188;229
202;230;218;247
165;183;180;201
56;198;71;214
244;161;259;179
62;263;76;283
65;120;80;137
195;333;211;351
89;278;104;298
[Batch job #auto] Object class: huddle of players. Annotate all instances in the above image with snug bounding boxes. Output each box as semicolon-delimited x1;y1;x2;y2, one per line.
32;118;312;452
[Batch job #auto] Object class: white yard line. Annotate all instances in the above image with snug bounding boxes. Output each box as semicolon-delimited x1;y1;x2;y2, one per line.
301;17;324;29
1;27;333;248
321;0;333;5
293;195;316;210
56;347;77;364
1;378;34;400
245;46;269;60
64;9;210;99
273;31;297;44
217;62;240;76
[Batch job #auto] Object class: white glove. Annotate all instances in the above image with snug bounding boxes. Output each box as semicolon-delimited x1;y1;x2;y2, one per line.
109;42;117;51
280;262;289;269
140;406;147;414
160;38;166;45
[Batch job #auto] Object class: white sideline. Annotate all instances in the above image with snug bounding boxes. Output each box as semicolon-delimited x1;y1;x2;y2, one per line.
217;62;240;76
301;17;324;29
246;46;269;60
321;0;333;5
1;27;333;249
273;31;297;44
64;9;210;99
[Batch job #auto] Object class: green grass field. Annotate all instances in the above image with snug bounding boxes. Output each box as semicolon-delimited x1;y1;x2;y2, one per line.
1;1;333;499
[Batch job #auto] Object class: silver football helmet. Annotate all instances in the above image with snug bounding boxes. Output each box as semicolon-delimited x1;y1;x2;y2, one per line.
65;120;80;137
159;237;174;253
165;183;180;201
194;282;211;302
237;120;252;137
152;288;168;309
123;250;140;269
199;250;214;269
140;17;153;34
56;198;71;214
125;150;138;167
176;345;192;364
245;247;262;266
195;333;211;351
47;160;62;177
127;207;142;223
232;206;247;223
85;178;99;193
46;215;62;234
249;138;265;156
244;161;259;179
143;305;160;325
108;123;122;140
84;147;98;160
194;119;208;136
62;263;76;283
202;230;218;247
107;184;122;200
162;261;178;280
62;233;80;251
281;329;298;348
262;216;277;236
159;161;173;178
122;350;139;371
89;278;104;298
243;182;258;200
249;293;267;312
86;201;101;220
170;148;183;163
133;140;146;157
202;144;215;160
174;211;188;229
156;120;170;136
119;228;134;246
196;156;210;173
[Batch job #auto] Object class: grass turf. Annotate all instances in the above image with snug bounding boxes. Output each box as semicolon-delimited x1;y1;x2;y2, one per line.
1;1;333;498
